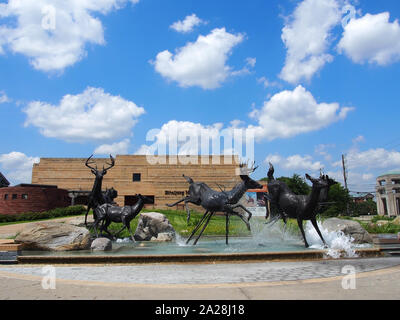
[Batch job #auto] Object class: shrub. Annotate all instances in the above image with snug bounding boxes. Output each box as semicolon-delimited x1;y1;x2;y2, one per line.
0;205;86;224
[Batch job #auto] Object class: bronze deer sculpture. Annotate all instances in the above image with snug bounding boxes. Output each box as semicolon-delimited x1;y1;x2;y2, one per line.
263;163;329;248
84;154;115;227
167;162;263;245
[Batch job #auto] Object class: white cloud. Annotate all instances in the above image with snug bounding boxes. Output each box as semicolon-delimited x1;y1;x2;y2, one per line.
338;12;400;66
257;76;280;88
265;154;324;172
0;91;10;103
0;151;39;184
279;0;341;84
170;14;205;33
94;139;130;155
152;28;244;89
137;120;224;155
23;87;145;143
248;85;354;141
0;0;138;72
346;148;400;170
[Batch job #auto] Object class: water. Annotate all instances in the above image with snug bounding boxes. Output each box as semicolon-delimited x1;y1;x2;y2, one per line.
21;218;372;258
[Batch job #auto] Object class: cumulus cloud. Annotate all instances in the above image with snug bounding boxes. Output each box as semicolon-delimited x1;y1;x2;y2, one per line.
345;148;400;170
136;120;224;156
337;12;400;66
0;0;138;72
248;85;354;141
0;91;10;103
152;28;244;89
170;14;205;33
94;139;130;155
279;0;341;84
23;87;145;143
265;154;324;172
0;151;39;184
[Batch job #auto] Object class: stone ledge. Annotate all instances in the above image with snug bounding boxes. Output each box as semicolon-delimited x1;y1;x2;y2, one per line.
17;248;382;265
0;244;22;251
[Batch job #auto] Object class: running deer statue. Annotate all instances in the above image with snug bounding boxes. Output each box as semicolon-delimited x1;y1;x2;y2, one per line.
263;163;329;248
167;162;263;245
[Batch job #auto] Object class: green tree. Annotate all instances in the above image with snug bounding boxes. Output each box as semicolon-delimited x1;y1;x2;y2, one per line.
349;199;377;217
320;183;351;217
277;174;311;195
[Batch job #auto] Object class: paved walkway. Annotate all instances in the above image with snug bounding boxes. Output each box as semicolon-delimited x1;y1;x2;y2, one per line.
1;257;400;300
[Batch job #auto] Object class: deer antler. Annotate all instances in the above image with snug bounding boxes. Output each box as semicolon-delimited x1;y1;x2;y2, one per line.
85;155;97;171
103;154;115;171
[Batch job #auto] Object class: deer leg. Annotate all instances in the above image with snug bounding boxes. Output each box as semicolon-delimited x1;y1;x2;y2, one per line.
229;210;251;231
297;217;309;248
193;212;214;245
186;211;209;244
102;219;114;239
225;213;230;245
230;204;253;221
185;200;191;224
311;218;327;248
126;220;136;243
166;197;188;207
84;204;92;227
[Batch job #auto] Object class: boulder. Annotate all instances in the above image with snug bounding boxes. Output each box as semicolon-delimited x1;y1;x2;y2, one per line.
14;222;91;251
91;237;112;251
392;216;400;226
66;215;94;228
134;212;175;241
151;232;175;242
322;218;373;244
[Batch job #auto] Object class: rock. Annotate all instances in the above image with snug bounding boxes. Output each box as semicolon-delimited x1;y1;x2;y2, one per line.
151;232;175;242
14;222;91;251
91;237;112;251
134;212;175;241
66;215;94;228
376;220;390;227
392;216;400;226
322;218;373;244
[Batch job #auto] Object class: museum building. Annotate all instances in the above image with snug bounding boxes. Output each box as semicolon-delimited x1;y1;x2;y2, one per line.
31;155;266;210
376;171;400;216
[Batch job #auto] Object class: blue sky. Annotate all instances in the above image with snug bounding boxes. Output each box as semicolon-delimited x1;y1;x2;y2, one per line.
0;0;400;194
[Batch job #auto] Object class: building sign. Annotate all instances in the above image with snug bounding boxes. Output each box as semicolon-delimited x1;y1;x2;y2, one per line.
165;190;188;196
244;191;266;217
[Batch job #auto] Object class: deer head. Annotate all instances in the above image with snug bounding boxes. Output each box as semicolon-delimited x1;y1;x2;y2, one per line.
85;154;115;177
238;161;262;189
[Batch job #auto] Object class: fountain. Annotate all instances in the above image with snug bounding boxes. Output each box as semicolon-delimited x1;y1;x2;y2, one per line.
15;158;380;264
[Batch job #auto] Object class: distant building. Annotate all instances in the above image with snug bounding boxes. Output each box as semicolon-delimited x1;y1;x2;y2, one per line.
0;172;10;188
352;193;374;203
0;184;70;215
376;172;400;216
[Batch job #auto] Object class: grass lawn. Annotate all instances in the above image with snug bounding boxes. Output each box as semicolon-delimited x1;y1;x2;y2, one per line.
100;209;252;239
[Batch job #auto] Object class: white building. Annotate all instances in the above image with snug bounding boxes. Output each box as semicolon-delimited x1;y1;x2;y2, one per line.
376;172;400;216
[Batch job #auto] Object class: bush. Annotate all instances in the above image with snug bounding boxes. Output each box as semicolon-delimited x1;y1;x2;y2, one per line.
0;205;86;224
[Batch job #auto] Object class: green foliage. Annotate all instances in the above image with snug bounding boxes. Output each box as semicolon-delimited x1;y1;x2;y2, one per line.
371;215;395;223
360;221;400;234
0;206;86;224
320;183;351;217
277;174;311;195
349;199;377;217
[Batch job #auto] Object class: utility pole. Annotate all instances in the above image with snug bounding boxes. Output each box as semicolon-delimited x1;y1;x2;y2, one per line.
342;154;350;215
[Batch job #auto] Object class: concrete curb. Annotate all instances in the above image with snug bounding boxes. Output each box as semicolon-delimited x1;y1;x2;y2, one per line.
18;248;382;265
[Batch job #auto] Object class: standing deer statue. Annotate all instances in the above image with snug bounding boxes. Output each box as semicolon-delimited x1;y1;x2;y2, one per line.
84;154;115;227
167;162;263;245
263;163;329;248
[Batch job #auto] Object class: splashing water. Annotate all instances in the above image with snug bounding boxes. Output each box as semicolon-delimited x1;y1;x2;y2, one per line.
305;221;363;258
